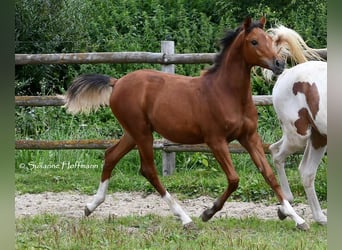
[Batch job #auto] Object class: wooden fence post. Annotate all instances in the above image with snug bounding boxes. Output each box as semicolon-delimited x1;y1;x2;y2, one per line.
161;41;176;176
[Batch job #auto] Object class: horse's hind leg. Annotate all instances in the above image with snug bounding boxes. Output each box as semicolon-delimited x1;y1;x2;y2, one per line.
299;142;327;225
269;136;301;203
85;133;136;216
136;134;193;226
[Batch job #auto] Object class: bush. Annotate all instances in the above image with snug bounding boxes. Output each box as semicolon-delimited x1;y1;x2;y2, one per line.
15;0;326;95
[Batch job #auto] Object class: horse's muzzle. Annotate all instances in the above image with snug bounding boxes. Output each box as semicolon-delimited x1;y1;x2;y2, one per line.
272;59;285;75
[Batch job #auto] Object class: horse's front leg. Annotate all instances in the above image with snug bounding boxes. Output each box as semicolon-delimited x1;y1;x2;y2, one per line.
135;133;193;227
239;132;309;230
201;138;239;221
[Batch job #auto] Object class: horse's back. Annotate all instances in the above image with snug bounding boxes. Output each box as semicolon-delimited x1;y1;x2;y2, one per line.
274;61;326;93
113;69;198;93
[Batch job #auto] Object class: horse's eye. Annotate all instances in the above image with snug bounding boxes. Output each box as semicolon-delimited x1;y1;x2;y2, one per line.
251;40;258;46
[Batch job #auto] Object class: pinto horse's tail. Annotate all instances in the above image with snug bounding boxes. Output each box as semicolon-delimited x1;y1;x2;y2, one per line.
62;74;117;114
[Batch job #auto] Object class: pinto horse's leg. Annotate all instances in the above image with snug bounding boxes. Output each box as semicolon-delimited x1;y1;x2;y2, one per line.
201;139;239;222
269;136;302;203
299;142;327;225
85;133;136;216
136;134;193;226
239;132;309;230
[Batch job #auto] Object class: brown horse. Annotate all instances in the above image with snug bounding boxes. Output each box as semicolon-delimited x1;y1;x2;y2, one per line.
63;17;308;230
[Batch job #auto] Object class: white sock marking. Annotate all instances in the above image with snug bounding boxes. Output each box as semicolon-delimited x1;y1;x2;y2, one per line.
86;179;109;213
162;192;192;225
280;200;306;226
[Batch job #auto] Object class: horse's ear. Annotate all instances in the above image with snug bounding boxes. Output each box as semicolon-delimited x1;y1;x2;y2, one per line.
243;16;252;30
260;16;266;28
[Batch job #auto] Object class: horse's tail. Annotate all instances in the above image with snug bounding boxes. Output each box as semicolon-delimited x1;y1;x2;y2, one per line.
267;25;323;64
62;74;117;114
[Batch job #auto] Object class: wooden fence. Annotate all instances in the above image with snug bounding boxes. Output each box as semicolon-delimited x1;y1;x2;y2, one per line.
14;49;327;65
16;41;322;175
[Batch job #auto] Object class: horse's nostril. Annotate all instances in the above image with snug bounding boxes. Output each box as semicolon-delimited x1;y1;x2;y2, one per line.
275;59;285;69
272;59;285;75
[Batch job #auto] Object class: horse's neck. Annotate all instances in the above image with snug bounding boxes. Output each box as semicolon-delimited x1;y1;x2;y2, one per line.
213;52;252;97
204;33;254;101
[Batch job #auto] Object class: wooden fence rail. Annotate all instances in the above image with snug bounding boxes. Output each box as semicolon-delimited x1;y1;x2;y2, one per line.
15;95;273;107
15;49;326;65
15;52;216;65
15;139;271;153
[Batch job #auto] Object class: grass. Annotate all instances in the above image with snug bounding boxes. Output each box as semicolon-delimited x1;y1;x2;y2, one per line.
16;214;327;250
15;147;327;203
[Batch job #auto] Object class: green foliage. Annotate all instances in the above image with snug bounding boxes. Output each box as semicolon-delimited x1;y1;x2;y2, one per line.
220;0;327;48
15;0;326;95
15;106;123;140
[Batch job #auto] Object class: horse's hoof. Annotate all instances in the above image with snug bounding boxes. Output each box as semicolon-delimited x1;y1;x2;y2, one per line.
297;222;310;231
316;216;327;226
317;220;327;226
183;222;197;231
200;209;213;222
277;207;287;220
84;206;92;217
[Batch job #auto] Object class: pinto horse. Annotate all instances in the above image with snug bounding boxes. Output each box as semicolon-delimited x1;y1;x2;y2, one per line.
266;25;327;225
63;17;308;230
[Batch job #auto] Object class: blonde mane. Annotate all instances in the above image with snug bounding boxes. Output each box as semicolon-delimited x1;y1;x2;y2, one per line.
261;25;325;82
268;25;323;64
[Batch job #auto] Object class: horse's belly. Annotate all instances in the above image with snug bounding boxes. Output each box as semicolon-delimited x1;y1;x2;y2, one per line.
153;123;204;144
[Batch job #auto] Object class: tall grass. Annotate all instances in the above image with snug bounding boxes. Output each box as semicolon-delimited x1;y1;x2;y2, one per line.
16;214;327;249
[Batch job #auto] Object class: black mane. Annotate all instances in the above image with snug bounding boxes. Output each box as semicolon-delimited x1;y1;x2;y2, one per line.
206;20;264;74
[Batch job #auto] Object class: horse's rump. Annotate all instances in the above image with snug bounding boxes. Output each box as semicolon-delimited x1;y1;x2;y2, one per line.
272;61;327;151
110;69;206;144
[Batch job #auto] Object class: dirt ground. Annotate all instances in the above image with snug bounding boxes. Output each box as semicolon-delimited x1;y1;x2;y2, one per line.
15;191;326;224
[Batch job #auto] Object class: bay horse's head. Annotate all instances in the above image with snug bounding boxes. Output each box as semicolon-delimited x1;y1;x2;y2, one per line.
240;16;285;75
207;17;285;76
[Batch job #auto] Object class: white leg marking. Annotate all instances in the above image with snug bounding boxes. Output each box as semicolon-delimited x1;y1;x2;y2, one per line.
279;200;306;226
162;191;192;225
272;156;294;202
303;184;327;224
270;137;300;202
299;144;327;224
86;179;109;213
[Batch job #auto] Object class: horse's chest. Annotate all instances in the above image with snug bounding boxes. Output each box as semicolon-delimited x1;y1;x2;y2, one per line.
205;96;257;137
221;110;257;137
